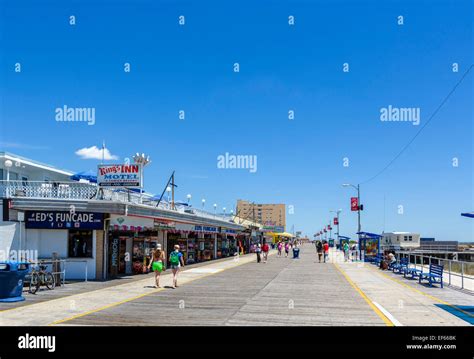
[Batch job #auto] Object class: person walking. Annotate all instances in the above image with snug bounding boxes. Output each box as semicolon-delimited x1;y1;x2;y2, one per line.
277;241;283;257
262;241;270;263
316;241;323;263
255;243;262;263
148;244;165;288
343;241;350;262
284;241;290;258
323;241;329;263
169;244;185;289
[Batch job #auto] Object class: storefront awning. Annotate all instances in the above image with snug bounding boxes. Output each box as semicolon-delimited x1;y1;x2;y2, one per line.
273;232;294;238
356;231;382;239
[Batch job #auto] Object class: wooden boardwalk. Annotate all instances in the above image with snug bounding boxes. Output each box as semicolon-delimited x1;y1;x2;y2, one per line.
1;244;471;326
66;245;386;326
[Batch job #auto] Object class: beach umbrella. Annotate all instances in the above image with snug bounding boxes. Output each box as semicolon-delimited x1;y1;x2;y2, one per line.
70;170;97;183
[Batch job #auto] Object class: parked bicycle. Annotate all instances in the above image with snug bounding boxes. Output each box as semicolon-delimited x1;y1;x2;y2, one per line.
28;263;56;294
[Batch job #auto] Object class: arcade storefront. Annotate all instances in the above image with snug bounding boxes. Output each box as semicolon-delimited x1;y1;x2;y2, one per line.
166;224;219;265
23;210;104;280
107;215;169;277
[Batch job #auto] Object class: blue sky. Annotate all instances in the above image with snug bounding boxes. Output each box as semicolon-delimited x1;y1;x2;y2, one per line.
1;0;472;241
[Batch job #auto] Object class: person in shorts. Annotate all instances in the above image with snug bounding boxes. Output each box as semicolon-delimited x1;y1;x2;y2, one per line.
262;241;270;263
148;244;165;288
169;244;185;288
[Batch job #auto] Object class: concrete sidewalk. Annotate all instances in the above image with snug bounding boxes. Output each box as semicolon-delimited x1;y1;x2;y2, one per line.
334;250;473;326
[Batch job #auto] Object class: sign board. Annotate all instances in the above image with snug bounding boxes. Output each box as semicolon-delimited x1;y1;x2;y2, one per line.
351;197;359;211
195;225;218;233
109;215;153;231
97;164;142;187
334;217;338;225
25;211;104;230
153;220;175;230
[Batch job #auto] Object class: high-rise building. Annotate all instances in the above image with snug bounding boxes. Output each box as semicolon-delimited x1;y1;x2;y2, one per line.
236;200;286;230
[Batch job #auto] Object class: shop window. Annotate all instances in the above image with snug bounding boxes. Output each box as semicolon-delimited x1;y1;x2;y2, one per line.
68;230;93;258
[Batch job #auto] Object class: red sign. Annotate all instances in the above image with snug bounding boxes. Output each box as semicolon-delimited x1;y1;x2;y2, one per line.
351;197;359;211
334;217;338;225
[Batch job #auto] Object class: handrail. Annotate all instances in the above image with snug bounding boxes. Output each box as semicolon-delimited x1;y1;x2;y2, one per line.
0;180;234;223
395;251;473;291
25;258;90;284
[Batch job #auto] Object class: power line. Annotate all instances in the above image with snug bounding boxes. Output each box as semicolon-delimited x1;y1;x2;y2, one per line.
361;64;473;185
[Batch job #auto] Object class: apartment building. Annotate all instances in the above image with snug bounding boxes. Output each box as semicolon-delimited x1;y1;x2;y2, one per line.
236;200;286;231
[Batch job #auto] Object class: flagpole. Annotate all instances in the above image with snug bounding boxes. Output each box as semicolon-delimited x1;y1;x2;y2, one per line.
101;140;105;164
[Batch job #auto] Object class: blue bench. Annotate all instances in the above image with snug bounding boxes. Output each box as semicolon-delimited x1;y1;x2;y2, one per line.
391;258;408;274
402;265;423;279
419;264;444;288
372;254;383;266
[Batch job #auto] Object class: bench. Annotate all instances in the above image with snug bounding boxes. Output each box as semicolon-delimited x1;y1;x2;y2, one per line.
391;257;408;274
402;265;423;279
372;254;383;266
418;264;444;288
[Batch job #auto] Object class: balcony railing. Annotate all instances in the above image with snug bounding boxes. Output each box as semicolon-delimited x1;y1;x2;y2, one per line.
0;180;234;223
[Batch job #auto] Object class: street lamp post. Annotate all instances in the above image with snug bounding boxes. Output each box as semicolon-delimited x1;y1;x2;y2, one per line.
187;194;192;206
201;199;206;209
4;160;12;182
330;209;342;247
342;183;362;241
4;160;12;197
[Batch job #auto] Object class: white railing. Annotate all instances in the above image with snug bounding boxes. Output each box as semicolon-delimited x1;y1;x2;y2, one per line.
0;180;97;200
396;252;473;292
0;180;234;223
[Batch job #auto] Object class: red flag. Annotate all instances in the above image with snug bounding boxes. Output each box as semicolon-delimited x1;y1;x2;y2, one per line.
351;197;359;211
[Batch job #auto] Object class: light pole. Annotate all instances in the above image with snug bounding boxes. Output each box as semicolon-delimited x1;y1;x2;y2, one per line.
201;198;206;209
342;183;361;234
330;209;342;247
187;194;192;206
343;183;362;257
4;160;12;197
4;160;12;181
213;203;217;217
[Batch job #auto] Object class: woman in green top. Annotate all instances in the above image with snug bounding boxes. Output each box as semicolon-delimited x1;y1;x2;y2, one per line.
148;244;165;288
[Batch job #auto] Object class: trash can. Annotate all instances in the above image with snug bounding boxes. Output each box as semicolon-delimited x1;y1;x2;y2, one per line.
0;262;30;302
292;247;300;259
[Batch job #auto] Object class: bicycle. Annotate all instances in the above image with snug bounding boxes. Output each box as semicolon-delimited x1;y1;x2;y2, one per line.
28;263;56;294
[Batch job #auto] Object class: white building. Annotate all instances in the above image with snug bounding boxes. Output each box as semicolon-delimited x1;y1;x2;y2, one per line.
381;232;421;250
1;152;246;281
0;152;95;279
0;152;73;183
